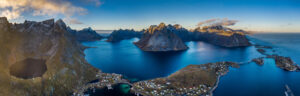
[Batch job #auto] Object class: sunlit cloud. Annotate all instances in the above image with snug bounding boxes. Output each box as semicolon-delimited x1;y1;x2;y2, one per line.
198;18;238;27
0;9;22;19
0;0;101;24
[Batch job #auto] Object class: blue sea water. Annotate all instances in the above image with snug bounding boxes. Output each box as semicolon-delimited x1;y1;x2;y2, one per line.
82;33;300;96
215;33;300;96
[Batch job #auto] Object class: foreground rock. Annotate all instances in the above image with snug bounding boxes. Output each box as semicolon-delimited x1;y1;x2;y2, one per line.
134;23;188;51
131;62;239;96
193;25;251;47
106;29;142;42
68;27;103;42
0;17;98;95
267;55;300;71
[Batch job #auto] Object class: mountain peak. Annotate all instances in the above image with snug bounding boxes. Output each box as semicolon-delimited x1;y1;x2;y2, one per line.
55;19;67;29
42;19;55;26
0;17;8;23
0;17;9;29
158;22;166;28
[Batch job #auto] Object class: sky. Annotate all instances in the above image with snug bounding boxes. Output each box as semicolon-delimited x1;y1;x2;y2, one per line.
1;0;300;32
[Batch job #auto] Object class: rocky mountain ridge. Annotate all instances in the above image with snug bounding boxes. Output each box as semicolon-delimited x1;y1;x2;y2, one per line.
68;27;103;42
108;23;251;49
134;23;188;51
106;29;142;42
0;17;98;95
192;25;252;47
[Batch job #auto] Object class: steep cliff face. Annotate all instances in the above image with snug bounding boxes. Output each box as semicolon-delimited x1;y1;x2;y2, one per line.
106;29;142;42
168;24;193;42
134;23;188;51
0;17;98;95
70;27;103;42
193;25;251;47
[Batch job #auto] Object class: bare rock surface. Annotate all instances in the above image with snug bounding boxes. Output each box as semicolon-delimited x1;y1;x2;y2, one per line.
134;23;188;51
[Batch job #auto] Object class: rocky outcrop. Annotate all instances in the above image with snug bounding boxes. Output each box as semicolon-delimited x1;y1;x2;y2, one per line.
106;29;142;42
134;23;188;51
131;62;239;96
267;55;299;71
68;27;102;42
193;25;251;47
0;17;98;95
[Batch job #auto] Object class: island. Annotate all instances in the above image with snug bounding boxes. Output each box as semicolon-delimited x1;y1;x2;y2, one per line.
192;25;252;47
267;55;300;71
252;57;264;66
134;23;188;51
253;44;300;71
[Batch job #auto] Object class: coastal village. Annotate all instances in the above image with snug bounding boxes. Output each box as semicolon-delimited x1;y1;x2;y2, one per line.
73;72;125;95
130;62;239;96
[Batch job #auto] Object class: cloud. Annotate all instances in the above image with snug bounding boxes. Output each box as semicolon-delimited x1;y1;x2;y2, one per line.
198;18;239;27
0;9;22;20
0;0;100;23
197;19;218;26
